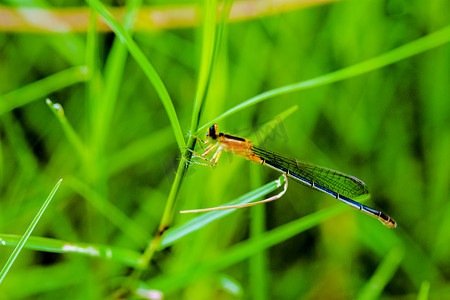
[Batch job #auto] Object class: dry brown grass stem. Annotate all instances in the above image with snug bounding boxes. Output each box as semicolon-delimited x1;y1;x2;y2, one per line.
0;0;338;33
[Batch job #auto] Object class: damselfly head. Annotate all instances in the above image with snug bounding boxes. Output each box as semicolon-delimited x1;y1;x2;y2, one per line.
206;124;219;140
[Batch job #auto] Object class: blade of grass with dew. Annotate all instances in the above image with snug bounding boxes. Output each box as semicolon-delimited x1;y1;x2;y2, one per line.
0;234;143;269
219;274;242;296
0;66;88;115
356;246;404;300
0;179;62;284
159;174;286;249
197;25;450;133
148;205;347;292
85;0;185;151
46;99;87;162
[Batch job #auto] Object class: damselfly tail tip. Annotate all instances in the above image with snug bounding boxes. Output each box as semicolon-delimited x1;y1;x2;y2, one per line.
386;219;397;229
380;213;397;229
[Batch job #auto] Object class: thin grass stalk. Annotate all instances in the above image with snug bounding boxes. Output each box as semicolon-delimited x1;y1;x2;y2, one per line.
139;0;221;260
0;66;88;115
0;179;62;284
122;0;221;294
249;165;269;300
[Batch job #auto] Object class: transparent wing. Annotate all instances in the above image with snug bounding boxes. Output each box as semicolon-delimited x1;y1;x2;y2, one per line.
252;146;369;199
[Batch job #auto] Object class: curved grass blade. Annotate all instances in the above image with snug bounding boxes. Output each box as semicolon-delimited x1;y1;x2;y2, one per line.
160;175;286;249
0;179;62;284
0;66;88;115
0;234;143;269
197;25;450;133
148;205;346;292
85;0;186;150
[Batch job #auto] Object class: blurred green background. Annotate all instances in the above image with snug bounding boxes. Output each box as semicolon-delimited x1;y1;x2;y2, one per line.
1;0;450;299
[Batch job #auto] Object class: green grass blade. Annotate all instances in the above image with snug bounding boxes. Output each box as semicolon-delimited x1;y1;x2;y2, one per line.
85;7;102;143
0;234;143;269
135;0;226;277
0;179;62;284
417;281;430;300
189;0;217;130
160;175;286;249
249;165;269;300
197;25;450;133
190;0;232;130
149;205;346;292
0;66;88;115
46;99;87;162
93;0;142;152
85;0;186;150
356;246;405;300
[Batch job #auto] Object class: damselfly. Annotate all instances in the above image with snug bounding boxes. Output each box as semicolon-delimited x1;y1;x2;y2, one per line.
182;124;396;228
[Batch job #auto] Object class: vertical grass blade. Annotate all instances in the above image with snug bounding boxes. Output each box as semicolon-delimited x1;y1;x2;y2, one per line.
0;179;62;284
249;165;269;300
190;0;216;130
417;281;430;300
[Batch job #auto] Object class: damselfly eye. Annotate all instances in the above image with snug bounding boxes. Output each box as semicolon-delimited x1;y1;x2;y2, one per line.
208;124;218;140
